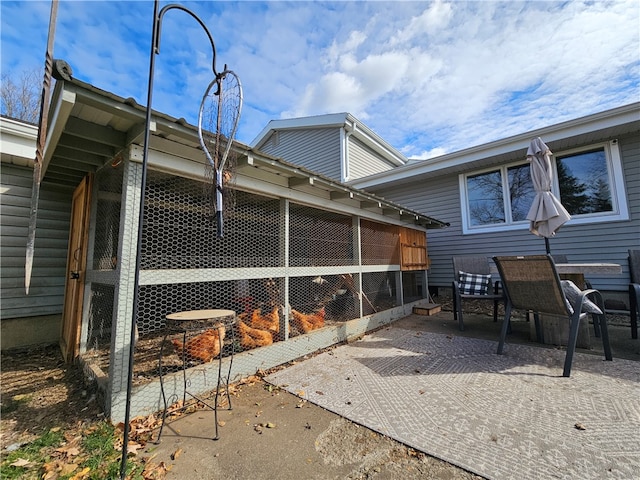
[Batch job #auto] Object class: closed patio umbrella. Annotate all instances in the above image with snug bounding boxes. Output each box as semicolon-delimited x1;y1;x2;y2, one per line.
526;137;571;254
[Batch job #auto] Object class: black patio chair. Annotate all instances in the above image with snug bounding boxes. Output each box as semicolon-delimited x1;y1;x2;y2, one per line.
452;256;505;331
493;254;612;377
628;249;639;339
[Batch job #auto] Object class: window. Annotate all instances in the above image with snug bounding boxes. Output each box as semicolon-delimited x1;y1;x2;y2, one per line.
465;164;535;228
460;140;628;234
556;149;613;215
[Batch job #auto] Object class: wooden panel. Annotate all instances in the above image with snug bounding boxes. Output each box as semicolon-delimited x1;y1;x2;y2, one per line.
60;174;92;362
399;226;429;271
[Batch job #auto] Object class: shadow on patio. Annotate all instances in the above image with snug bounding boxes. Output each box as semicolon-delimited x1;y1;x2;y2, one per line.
394;296;639;362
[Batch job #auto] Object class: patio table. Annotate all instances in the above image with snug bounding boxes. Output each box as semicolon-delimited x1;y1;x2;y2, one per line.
490;262;622;276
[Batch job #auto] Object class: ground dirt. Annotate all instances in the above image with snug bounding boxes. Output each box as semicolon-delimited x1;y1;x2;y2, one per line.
0;344;105;450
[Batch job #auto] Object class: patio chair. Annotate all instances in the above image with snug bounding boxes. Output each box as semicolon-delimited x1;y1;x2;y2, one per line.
493;255;612;377
524;254;593;324
629;249;639;339
452;256;505;331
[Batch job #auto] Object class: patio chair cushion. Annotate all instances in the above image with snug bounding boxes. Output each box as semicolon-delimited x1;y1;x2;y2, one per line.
458;271;491;295
561;280;602;315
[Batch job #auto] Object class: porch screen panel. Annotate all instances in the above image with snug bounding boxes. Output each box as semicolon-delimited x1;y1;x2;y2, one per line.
362;271;399;314
402;271;427;303
288;203;354;267
361;220;399;265
92;162;123;270
141;171;282;269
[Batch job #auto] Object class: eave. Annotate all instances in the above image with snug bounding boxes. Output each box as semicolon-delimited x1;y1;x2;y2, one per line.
40;77;447;229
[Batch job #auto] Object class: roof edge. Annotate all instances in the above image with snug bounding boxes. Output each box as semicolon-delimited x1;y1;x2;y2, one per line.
352;101;640;189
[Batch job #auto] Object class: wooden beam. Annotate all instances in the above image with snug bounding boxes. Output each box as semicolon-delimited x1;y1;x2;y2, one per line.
330;191;354;201
289;176;315;188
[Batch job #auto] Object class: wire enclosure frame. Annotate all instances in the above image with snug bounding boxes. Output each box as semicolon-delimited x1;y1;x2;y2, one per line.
80;160;431;421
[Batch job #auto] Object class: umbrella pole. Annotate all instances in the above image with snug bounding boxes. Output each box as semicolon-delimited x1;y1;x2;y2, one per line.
545;237;551;255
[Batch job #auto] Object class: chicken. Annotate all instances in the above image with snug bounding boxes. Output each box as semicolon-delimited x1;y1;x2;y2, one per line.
290;307;325;334
237;320;273;350
249;306;280;335
171;324;225;363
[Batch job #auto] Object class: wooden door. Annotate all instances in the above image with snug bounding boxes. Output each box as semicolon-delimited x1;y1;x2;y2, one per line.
399;226;429;271
60;175;93;362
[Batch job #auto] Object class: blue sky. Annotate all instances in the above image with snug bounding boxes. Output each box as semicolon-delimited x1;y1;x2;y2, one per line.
1;1;638;159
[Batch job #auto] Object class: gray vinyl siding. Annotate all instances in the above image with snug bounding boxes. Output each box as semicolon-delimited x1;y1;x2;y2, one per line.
348;137;396;180
1;164;73;319
259;128;342;180
369;132;640;293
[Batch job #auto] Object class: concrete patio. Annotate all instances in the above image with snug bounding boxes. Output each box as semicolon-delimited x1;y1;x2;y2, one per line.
147;308;640;480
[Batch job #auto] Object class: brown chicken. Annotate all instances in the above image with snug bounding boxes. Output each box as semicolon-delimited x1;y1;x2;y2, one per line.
290;307;325;334
249;306;280;335
237;320;273;350
171;324;225;363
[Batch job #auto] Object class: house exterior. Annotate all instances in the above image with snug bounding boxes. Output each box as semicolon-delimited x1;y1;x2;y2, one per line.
0;75;446;422
251;104;640;308
251;113;406;183
352;103;640;306
1;117;74;347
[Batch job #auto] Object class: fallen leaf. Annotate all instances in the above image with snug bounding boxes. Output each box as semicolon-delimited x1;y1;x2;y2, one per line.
60;463;78;476
217;420;226;427
70;466;91;479
265;422;276;428
127;442;144;456
575;422;587;430
315;391;324;395
9;458;32;467
56;444;81;457
42;471;57;480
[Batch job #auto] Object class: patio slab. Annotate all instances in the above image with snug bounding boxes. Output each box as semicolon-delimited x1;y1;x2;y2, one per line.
267;318;640;480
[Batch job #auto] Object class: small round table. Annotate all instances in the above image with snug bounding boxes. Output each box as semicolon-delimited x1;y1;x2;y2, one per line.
157;309;236;443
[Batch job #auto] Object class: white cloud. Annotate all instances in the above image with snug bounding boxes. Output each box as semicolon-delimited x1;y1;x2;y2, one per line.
2;0;638;156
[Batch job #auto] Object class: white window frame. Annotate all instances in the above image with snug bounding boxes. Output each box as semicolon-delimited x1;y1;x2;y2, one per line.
459;140;628;234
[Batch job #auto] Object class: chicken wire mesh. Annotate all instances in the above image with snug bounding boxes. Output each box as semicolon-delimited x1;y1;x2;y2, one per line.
85;161;123;364
81;162;430;419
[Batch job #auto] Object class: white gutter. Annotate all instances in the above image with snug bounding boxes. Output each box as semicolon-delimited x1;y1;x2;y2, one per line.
0;117;37;166
42;84;76;176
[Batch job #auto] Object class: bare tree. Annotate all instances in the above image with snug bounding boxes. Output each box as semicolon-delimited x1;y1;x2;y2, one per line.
1;68;42;124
